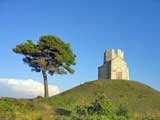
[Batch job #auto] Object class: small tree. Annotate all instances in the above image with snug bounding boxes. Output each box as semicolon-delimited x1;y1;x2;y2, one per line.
88;94;115;117
72;94;116;120
13;35;76;98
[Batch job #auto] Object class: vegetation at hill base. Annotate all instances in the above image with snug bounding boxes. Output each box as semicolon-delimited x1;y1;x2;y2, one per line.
0;80;160;120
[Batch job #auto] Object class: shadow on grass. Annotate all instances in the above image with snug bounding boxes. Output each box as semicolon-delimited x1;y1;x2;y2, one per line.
55;108;71;116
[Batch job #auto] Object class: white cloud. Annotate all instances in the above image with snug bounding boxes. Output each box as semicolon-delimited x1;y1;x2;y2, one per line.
0;78;60;98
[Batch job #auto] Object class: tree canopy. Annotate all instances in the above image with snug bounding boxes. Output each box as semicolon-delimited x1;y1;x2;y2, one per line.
13;35;76;97
13;35;76;75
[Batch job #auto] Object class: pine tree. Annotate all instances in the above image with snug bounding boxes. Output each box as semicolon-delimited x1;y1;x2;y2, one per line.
13;35;76;98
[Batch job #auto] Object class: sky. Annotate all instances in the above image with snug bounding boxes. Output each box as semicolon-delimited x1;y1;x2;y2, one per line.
0;0;160;98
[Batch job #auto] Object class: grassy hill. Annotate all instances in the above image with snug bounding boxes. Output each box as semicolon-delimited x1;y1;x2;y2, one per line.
0;80;160;119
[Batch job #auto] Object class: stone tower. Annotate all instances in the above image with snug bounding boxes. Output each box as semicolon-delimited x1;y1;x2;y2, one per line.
98;49;129;80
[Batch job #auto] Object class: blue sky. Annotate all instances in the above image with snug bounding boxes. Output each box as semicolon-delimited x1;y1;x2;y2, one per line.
0;0;160;97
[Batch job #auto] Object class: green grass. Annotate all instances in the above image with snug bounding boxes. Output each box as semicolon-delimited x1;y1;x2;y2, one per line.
0;80;160;120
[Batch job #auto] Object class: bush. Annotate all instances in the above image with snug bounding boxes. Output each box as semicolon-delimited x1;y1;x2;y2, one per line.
71;94;115;120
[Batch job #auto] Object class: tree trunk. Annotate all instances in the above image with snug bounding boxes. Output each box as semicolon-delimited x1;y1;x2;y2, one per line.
42;70;49;98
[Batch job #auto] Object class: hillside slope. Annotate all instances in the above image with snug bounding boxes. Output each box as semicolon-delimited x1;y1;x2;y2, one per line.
50;80;160;118
0;80;160;119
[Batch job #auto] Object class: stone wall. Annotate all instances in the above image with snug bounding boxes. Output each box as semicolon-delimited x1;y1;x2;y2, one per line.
98;62;111;79
104;49;116;63
111;57;129;80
